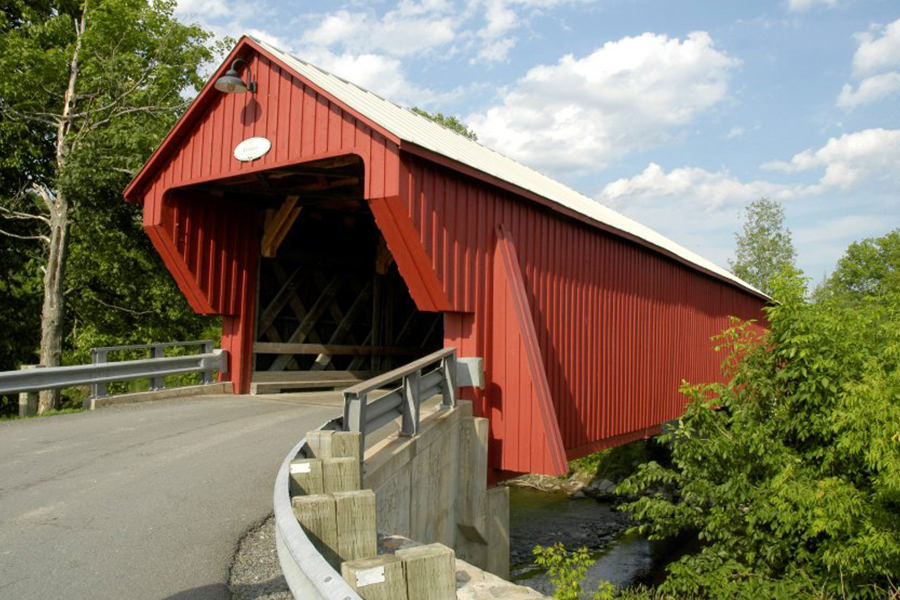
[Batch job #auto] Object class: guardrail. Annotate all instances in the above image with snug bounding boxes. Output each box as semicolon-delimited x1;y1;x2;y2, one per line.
0;342;225;407
342;347;458;447
276;347;475;600
273;415;365;600
90;340;215;399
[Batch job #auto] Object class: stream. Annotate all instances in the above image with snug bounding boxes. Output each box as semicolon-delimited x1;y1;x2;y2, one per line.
508;486;668;595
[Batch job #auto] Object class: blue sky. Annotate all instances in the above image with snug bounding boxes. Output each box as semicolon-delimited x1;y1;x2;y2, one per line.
175;0;900;284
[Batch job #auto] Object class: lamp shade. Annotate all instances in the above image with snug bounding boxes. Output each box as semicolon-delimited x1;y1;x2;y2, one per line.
214;68;249;93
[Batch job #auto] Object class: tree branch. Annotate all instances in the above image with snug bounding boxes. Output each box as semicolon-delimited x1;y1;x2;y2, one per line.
0;227;49;243
86;293;156;316
0;205;51;224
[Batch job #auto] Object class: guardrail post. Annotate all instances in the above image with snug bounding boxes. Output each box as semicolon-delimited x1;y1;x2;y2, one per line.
91;349;108;400
149;345;164;390
343;391;367;448
440;351;458;409
401;371;421;437
201;341;214;384
18;365;38;417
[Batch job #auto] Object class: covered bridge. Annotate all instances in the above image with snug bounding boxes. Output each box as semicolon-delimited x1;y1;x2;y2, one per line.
125;36;767;478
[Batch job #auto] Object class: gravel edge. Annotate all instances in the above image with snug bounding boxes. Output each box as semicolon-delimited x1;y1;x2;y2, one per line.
228;515;292;600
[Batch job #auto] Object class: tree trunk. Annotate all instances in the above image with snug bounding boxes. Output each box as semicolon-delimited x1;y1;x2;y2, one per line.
36;8;84;414
37;195;70;413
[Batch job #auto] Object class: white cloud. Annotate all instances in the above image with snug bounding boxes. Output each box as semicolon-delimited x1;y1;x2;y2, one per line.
175;0;232;18
595;129;900;276
727;126;745;138
467;31;739;173
599;163;801;212
851;18;900;76
787;0;837;12
301;8;457;57
295;46;460;107
837;18;900;109
474;37;516;62
837;71;900;108
762;128;900;190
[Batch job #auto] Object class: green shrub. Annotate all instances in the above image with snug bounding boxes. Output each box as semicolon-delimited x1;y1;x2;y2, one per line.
532;543;615;600
618;270;900;599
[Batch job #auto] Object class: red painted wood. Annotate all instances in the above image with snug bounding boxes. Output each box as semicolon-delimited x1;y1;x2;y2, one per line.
128;38;766;476
126;39;404;395
491;225;568;475
402;155;765;474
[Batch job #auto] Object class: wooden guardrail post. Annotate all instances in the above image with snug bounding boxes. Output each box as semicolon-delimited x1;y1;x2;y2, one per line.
396;543;456;600
342;555;408;600
334;490;377;562
292;494;340;567
289;458;324;495
323;457;361;492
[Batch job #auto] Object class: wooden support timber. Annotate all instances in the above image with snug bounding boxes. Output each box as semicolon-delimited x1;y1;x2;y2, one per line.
261;195;302;258
254;343;418;356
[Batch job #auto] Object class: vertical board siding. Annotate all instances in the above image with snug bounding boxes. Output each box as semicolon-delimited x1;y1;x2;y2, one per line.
405;155;764;468
133;39;766;472
133;47;404;392
139;53;397;204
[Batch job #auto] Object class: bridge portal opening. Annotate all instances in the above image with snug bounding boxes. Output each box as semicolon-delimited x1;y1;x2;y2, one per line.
179;155;442;392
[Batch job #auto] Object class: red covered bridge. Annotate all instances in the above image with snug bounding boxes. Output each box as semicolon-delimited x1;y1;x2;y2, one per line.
125;36;766;478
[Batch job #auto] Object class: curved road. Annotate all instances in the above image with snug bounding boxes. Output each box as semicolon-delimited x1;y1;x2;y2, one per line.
0;392;343;599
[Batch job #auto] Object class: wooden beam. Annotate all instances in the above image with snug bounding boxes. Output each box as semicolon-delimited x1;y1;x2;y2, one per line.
257;267;302;334
254;343;419;356
312;280;373;371
261;195;301;257
374;236;394;275
268;275;345;371
290;176;359;193
304;155;362;169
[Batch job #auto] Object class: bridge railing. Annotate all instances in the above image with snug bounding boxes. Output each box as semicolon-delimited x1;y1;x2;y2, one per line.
90;340;216;399
0;340;224;410
275;347;485;599
272;415;365;600
341;346;458;448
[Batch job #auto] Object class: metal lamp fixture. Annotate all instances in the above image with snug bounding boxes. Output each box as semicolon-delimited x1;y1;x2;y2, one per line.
214;58;257;94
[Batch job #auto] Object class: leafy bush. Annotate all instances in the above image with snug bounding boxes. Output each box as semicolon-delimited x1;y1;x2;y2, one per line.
618;269;900;599
533;543;615;600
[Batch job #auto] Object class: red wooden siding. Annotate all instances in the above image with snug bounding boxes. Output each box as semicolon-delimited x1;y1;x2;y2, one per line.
405;155;763;465
126;40;407;393
127;38;766;475
491;225;568;475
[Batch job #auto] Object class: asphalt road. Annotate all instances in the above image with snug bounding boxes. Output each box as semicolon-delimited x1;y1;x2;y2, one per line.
0;392;344;600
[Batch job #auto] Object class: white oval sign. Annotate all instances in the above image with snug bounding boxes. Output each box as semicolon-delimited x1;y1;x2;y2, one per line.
233;137;271;162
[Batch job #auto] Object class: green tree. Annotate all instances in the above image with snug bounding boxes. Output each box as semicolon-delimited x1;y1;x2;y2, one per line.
411;106;478;140
816;229;900;302
0;0;218;411
618;270;900;599
729;197;796;296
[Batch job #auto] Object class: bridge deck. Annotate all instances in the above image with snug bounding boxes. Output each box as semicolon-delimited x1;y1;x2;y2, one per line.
0;392;343;600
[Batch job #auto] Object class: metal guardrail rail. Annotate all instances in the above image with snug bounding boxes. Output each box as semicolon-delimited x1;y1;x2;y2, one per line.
90;340;216;398
273;415;365;600
275;347;467;600
342;347;458;447
0;342;224;397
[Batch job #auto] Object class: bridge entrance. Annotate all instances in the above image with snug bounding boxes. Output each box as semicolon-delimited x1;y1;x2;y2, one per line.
178;154;442;393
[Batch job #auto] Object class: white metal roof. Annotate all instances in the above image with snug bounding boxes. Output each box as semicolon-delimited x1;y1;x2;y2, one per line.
253;36;765;298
